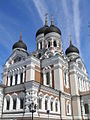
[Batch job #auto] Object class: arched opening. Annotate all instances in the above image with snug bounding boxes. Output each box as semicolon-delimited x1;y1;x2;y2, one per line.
48;41;50;48
10;75;13;86
45;99;47;110
54;41;57;47
55;102;58;112
15;74;18;85
6;99;10;110
39;98;42;109
13;98;17;109
20;98;24;109
84;104;89;114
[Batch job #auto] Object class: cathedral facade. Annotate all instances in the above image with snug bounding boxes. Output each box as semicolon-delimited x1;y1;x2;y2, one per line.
0;16;90;120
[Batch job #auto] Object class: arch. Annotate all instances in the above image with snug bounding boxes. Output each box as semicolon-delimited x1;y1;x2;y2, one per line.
84;104;89;114
66;100;71;115
53;41;57;47
5;94;11;110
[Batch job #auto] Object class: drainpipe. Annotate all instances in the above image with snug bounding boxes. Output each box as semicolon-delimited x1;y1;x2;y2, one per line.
59;91;62;120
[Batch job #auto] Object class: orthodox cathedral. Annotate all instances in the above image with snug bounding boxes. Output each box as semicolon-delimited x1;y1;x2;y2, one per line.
0;16;90;120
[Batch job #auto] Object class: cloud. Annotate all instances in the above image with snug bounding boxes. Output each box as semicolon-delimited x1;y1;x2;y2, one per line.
72;0;81;51
33;0;49;25
61;0;72;48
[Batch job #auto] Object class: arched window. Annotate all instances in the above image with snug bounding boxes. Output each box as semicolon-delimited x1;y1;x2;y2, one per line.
51;101;53;111
39;98;42;109
10;75;13;86
46;72;50;85
84;104;89;114
55;102;58;112
48;41;50;48
20;73;23;84
54;41;57;47
20;98;24;109
67;101;71;115
6;99;10;110
64;72;67;85
13;98;17;109
38;53;41;58
45;100;47;110
15;74;18;85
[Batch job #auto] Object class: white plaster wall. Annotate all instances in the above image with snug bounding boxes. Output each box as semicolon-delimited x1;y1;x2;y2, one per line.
0;87;3;118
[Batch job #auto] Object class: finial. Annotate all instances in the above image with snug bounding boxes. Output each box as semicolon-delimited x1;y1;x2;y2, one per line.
51;15;53;25
45;13;48;26
20;32;22;41
70;35;72;45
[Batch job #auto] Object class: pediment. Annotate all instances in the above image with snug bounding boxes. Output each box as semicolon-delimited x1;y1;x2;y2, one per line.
5;50;28;68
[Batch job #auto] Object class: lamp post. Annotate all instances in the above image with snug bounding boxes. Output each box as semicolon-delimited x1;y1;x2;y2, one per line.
28;102;37;120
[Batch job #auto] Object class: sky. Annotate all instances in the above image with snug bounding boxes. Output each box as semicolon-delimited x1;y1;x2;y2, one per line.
0;0;90;82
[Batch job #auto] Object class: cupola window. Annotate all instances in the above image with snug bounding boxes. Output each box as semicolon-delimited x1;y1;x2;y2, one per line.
54;41;57;47
15;74;18;85
40;42;42;49
48;41;50;48
46;72;50;85
10;76;13;86
20;73;23;84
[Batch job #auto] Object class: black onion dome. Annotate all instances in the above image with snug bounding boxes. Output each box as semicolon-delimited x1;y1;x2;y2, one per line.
36;25;49;37
65;41;79;55
44;25;61;35
12;33;27;51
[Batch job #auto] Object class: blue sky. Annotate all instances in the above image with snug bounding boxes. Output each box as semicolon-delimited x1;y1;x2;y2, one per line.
0;0;90;82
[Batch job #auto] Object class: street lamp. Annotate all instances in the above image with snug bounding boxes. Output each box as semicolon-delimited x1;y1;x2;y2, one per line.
28;102;37;120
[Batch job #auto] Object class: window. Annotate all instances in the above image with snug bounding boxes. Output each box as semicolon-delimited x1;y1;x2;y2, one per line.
6;100;10;110
45;100;47;110
64;72;67;85
15;74;18;85
13;99;17;109
55;102;58;112
84;104;89;114
20;99;24;109
48;41;50;48
40;42;42;49
46;72;50;85
67;102;71;115
10;76;13;86
51;101;53;111
38;53;41;58
20;73;23;84
54;41;57;47
39;98;42;109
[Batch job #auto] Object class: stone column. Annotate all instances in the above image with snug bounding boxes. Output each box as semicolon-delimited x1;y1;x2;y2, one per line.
12;74;15;85
8;76;10;86
17;72;20;84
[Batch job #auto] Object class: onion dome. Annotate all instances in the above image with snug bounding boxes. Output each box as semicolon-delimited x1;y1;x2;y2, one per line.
65;40;79;55
12;32;27;51
44;16;61;36
36;14;49;37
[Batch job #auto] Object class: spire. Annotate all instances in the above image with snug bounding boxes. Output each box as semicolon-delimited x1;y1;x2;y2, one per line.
70;35;72;46
20;32;22;41
45;13;48;26
51;15;53;25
